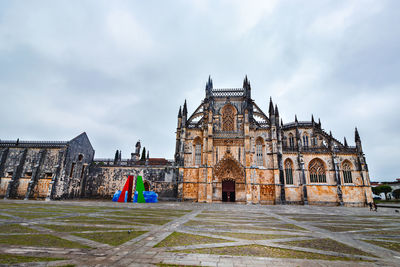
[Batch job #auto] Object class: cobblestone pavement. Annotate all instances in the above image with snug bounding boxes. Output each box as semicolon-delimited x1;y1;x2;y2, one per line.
0;200;399;266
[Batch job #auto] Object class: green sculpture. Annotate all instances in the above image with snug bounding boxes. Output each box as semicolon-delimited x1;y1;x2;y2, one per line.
136;175;146;203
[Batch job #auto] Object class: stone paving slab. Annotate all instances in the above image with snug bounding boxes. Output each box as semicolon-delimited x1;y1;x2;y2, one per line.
1;200;400;266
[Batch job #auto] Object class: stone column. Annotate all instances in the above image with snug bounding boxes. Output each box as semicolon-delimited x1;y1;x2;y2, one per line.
332;154;343;206
298;153;308;205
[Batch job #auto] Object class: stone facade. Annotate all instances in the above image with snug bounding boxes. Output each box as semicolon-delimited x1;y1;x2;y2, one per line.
0;77;373;206
175;77;372;206
0;133;94;200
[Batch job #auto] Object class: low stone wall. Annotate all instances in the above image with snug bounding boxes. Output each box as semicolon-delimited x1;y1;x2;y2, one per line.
84;164;179;200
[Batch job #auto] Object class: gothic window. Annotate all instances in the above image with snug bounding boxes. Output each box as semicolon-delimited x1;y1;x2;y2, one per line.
312;137;317;147
289;133;294;148
342;161;353;183
256;138;263;166
303;134;309;148
309;158;326;183
285;159;293;184
256;144;263;166
80;165;86;179
70;163;75;178
195;144;201;165
222;105;235;131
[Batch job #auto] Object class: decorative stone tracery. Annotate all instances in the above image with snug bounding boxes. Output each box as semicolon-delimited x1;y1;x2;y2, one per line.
214;150;244;183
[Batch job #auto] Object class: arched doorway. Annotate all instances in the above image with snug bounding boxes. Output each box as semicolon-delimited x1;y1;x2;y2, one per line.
222;179;235;202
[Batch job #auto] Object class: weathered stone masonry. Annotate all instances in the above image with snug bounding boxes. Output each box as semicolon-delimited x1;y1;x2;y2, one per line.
84;160;178;201
0;133;94;200
175;76;373;206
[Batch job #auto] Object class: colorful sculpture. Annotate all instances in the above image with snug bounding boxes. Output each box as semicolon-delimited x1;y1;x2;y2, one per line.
136;175;146;203
117;175;134;202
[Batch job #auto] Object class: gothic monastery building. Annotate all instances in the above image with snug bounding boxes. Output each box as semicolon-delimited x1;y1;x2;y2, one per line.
175;77;372;206
0;76;373;206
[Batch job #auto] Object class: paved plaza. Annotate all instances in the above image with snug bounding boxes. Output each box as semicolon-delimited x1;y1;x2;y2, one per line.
0;200;399;266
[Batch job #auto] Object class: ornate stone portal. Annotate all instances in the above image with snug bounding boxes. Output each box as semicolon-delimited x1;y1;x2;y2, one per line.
175;76;373;206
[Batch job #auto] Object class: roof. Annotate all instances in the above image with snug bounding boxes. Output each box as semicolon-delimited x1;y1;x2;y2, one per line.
0;140;68;148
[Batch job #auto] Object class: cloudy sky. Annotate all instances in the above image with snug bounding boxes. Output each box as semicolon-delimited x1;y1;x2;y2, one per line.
0;0;399;181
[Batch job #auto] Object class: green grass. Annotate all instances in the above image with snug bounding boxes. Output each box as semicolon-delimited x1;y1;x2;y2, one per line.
156;264;198;267
154;232;231;247
174;244;369;261
73;230;147;246
272;224;308;231
279;238;375;257
0;234;90;248
55;216;139;225
0;215;12;219
315;225;372;232
375;199;400;203
2;211;59;219
40;224;134;232
0;224;38;233
357;229;400;236
211;232;302;240
362;239;400;252
0;254;65;264
103;216;172;225
183;220;227;227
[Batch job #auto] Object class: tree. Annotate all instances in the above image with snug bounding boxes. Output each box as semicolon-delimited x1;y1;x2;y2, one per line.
375;185;392;200
141;147;146;161
392;189;400;199
371;186;380;195
114;150;119;164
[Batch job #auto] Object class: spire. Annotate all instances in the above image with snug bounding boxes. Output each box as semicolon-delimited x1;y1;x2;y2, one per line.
183;100;187;116
280;119;283;127
178;106;182;118
295;114;298;123
146;150;149;159
206;75;213;92
268;97;274;116
243;75;249;88
318;118;321;127
355;127;360;142
311;114;315;124
274;104;279;117
329;131;333;139
344;137;348;147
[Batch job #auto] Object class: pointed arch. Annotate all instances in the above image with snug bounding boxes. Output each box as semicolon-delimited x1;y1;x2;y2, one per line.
193;137;202;166
309;158;326;183
342;160;353;183
256;137;264;166
214;151;244;183
288;133;295;148
284;159;294;184
302;133;309;148
221;104;237;131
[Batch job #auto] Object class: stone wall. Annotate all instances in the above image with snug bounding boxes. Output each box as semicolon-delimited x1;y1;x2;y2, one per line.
85;164;178;201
